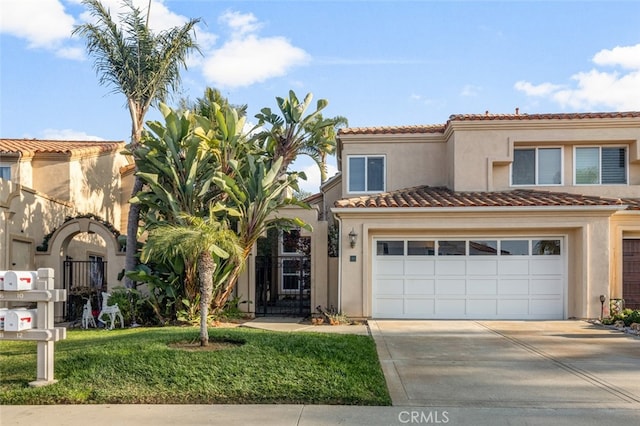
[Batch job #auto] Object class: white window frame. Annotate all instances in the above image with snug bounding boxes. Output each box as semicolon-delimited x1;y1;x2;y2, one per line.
511;147;563;186
573;145;628;185
347;155;386;194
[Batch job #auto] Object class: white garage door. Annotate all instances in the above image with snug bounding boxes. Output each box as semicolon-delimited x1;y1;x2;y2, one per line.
373;238;565;319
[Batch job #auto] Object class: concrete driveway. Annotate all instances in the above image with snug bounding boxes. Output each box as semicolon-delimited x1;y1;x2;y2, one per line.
370;320;640;409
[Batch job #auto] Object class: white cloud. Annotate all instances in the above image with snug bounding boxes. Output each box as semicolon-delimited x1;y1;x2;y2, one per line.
202;11;310;88
0;0;75;48
41;128;105;141
296;163;339;194
515;43;640;111
460;84;482;97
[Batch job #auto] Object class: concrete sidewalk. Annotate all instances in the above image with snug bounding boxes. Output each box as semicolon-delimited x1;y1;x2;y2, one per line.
240;316;370;335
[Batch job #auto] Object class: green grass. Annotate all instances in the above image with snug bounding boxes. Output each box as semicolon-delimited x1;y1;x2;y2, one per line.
0;327;391;405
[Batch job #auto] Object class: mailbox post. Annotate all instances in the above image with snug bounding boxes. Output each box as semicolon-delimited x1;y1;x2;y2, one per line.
0;268;67;387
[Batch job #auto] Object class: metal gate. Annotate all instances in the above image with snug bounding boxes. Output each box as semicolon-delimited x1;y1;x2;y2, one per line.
63;260;107;322
255;255;311;316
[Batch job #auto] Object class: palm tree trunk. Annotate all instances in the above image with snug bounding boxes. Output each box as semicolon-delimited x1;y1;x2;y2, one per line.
198;251;215;346
124;175;144;288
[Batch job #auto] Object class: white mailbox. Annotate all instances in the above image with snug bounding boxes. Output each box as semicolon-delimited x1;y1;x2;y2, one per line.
4;271;37;291
0;308;7;330
5;308;38;331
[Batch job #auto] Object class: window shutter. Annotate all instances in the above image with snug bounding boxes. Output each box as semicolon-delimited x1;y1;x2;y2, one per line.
601;147;626;184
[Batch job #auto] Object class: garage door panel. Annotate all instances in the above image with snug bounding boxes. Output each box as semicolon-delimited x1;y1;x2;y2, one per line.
468;299;498;315
405;298;435;316
531;258;563;275
498;299;530;314
405;279;435;295
405;259;435;275
436;260;466;275
531;298;563;315
376;278;404;295
498;279;529;295
374;298;404;316
436;299;466;315
376;259;404;275
436;279;466;295
373;237;565;320
498;260;529;275
468;260;498;275
531;278;562;295
468;279;497;295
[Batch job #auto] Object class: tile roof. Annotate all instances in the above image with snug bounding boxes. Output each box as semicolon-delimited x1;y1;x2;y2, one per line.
0;139;125;158
335;186;630;210
338;111;640;136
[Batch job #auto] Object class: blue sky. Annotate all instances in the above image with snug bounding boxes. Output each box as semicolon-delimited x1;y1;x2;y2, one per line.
1;0;639;192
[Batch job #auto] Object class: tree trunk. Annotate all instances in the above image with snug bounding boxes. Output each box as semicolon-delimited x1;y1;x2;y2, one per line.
124;175;143;288
198;251;215;347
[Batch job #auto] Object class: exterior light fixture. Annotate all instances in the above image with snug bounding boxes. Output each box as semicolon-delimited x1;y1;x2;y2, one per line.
599;295;606;320
348;228;358;248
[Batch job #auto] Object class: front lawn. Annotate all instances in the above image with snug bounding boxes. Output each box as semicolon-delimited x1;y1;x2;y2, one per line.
0;327;391;405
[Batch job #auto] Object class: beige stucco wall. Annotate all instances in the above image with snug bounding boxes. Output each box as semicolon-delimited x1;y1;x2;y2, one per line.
333;207;620;319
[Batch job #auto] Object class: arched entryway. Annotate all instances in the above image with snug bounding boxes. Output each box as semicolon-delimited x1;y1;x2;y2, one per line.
35;216;125;322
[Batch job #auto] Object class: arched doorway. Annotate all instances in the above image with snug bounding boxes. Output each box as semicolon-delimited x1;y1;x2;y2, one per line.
35;216;125;322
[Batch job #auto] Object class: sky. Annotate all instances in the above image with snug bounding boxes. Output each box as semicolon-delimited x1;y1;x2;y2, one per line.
1;0;639;193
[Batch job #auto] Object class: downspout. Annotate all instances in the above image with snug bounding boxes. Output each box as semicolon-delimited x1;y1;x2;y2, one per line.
334;214;343;313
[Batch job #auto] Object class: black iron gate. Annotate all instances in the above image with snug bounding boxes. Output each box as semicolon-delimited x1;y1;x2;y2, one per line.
63;260;107;322
255;255;311;316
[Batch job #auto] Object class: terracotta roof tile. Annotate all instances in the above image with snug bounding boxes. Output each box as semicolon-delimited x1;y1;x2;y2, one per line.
338;111;640;136
335;186;628;209
0;138;125;158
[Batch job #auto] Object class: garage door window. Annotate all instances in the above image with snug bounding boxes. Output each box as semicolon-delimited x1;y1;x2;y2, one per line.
377;241;404;255
532;239;561;255
500;240;529;255
469;240;498;255
438;241;466;256
407;241;435;255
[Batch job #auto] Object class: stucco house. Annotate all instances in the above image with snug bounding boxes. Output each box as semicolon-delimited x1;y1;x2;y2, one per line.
0;139;133;319
321;111;640;320
3;111;640;323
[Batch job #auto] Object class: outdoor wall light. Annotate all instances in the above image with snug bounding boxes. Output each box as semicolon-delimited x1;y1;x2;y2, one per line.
348;228;358;248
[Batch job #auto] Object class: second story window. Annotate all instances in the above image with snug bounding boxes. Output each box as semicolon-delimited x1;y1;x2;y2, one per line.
348;155;385;193
0;166;10;181
575;147;627;185
512;147;562;186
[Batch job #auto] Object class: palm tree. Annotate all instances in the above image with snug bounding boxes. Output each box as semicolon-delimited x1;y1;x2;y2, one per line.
73;0;200;287
301;114;348;183
142;215;241;346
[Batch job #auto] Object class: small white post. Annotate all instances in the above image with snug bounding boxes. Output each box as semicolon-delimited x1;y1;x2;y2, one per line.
30;268;56;387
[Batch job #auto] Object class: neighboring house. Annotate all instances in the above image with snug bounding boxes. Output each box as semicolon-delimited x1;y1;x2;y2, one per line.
322;111;640;320
0;139;132;320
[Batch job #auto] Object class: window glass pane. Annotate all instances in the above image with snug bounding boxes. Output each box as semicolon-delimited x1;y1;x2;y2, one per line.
377;241;404;256
282;275;299;290
282;230;300;253
538;148;561;184
575;147;599;184
512;149;535;185
532;240;561;255
407;241;435;256
500;240;529;255
469;240;498;255
348;157;365;192
438;240;466;256
367;157;385;191
602;147;626;184
0;166;10;180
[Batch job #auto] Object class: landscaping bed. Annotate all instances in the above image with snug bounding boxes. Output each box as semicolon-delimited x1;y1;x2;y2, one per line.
0;327;391;405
